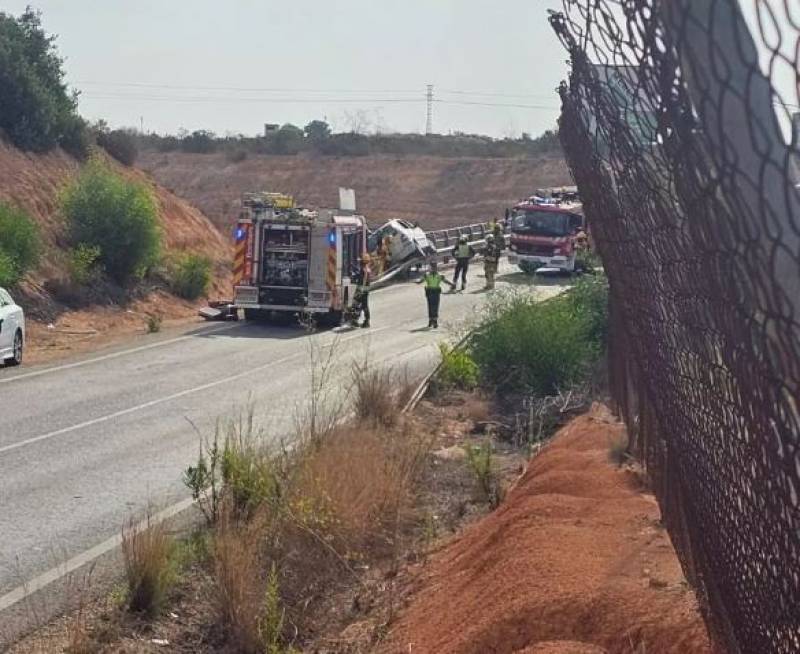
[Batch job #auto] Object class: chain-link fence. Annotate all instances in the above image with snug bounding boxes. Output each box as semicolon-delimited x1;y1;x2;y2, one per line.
550;2;800;652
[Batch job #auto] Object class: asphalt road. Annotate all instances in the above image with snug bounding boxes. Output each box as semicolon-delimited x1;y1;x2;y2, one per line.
0;264;563;613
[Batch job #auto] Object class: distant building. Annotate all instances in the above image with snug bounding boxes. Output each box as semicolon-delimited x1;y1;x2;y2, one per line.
264;123;279;136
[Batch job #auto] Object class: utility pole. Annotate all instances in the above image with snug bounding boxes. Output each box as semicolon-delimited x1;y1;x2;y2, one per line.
140;116;144;134
425;84;434;135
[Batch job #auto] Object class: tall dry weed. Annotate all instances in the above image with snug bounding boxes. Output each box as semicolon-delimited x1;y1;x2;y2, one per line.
121;513;175;616
212;510;266;654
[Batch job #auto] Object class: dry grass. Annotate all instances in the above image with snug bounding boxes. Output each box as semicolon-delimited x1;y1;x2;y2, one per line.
296;422;429;550
212;513;265;654
64;612;93;654
202;367;431;650
351;363;417;427
461;394;491;425
120;513;175;616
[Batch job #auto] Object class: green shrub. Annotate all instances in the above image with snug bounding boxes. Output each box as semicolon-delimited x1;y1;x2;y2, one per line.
97;128;138;165
59;114;92;160
171;253;212;300
464;441;499;506
62;161;161;284
0;201;40;286
0;252;15;287
566;274;609;347
470;280;608;395
259;564;287;654
437;343;479;390
0;8;85;153
67;243;101;284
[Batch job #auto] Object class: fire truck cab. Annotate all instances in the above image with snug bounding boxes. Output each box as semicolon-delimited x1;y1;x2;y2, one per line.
232;192;367;324
507;188;585;273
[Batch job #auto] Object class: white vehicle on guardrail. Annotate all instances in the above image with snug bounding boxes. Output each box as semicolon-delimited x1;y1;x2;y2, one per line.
0;287;25;366
368;219;436;263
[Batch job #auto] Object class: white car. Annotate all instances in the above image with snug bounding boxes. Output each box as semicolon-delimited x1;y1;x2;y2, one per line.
0;287;24;366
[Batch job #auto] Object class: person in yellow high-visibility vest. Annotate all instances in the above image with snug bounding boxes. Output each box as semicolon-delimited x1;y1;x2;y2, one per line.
451;236;476;291
416;260;455;328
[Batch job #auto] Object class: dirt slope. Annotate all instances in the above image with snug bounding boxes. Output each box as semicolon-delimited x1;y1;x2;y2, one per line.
385;405;713;654
0;138;230;282
139;151;572;233
0;137;231;362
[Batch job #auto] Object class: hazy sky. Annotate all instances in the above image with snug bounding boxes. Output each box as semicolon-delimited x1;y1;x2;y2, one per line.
5;1;568;138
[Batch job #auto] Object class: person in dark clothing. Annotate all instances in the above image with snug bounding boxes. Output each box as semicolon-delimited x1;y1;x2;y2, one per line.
350;254;372;327
416;260;455;328
451;236;475;291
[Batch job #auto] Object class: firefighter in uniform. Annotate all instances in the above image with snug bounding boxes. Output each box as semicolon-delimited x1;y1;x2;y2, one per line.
416;260;455;328
352;254;372;328
483;233;502;290
493;219;505;244
375;235;391;276
451;236;475;291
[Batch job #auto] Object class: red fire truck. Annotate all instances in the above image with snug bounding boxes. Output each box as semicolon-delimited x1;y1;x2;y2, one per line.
507;188;585;273
232;192;367;324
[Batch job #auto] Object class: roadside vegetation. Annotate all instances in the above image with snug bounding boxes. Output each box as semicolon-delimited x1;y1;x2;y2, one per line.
0;201;40;287
169;253;213;300
470;275;608;395
176;358;428;652
434;274;609;498
0;8;89;157
95;125;139;166
61;160;162;284
136;123;562;159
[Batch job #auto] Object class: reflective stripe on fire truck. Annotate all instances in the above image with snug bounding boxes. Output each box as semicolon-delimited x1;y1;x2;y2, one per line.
327;228;338;307
232;224;250;287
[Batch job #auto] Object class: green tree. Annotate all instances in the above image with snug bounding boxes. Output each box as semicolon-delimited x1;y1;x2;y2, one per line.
271;123;304;155
180;130;217;154
97;127;138;166
304;120;331;143
0;8;85;153
0;201;40;286
62;161;162;284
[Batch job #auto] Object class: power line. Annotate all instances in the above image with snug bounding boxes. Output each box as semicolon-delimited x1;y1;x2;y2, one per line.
436;99;560;110
75;80;423;94
81;92;559;111
439;88;559;100
74;80;561;102
82;93;425;104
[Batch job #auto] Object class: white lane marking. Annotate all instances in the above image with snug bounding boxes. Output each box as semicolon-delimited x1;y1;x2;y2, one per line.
0;330;428;613
0;323;241;385
0;326;389;456
0;277;419;386
0;498;195;613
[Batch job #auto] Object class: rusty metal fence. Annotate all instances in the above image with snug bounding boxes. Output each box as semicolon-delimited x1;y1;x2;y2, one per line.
550;2;800;653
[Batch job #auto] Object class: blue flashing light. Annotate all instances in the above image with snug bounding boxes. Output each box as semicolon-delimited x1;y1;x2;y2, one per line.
234;227;246;241
328;230;336;245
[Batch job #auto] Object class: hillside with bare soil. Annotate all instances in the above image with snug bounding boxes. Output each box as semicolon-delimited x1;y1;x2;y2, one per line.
139;151;572;233
0;137;231;362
